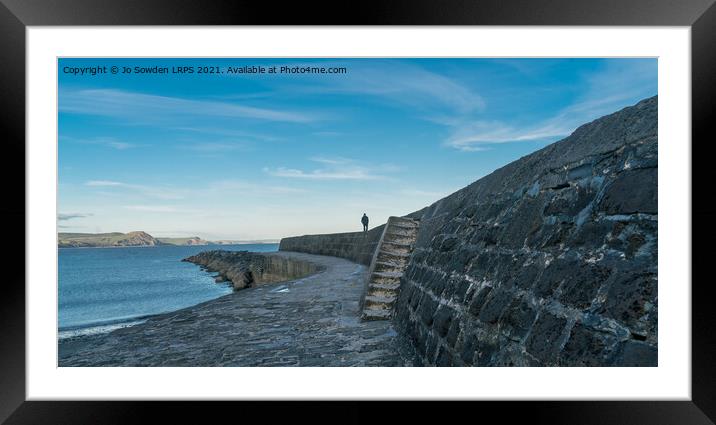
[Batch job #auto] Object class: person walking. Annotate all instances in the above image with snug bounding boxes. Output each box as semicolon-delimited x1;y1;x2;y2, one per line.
361;213;369;232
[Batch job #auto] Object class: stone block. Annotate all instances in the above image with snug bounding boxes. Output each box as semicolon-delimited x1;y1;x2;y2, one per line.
452;277;472;303
435;346;453;366
446;319;461;348
432;305;454;338
468;285;493;317
418;296;439;326
559;263;612;309
499;198;545;249
599;168;657;215
460;334;477;365
570;220;612;249
534;255;580;299
513;263;542;290
601;269;657;333
499;296;538;339
426;333;439;363
560;322;620;366
525;311;568;363
614;340;657;366
440;236;459;252
474;336;499;366
478;287;514;324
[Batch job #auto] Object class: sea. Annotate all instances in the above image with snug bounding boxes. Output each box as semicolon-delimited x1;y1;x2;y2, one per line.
58;243;279;340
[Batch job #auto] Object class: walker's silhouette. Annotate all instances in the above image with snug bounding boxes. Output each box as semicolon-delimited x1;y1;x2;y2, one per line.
361;213;369;232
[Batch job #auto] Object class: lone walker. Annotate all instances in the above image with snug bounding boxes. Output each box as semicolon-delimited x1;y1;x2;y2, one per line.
361;213;369;232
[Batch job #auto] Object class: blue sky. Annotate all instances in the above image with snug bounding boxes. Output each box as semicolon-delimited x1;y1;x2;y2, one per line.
58;58;657;240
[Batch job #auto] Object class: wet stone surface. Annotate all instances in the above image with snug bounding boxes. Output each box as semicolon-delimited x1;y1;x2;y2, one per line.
58;252;408;367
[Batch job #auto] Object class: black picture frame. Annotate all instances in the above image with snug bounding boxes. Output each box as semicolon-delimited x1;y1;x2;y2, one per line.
1;0;713;423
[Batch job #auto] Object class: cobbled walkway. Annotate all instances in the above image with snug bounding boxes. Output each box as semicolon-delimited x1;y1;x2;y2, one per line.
58;252;409;367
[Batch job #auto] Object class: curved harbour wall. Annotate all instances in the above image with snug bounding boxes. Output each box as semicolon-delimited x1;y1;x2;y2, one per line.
278;225;386;266
279;96;658;366
184;251;323;290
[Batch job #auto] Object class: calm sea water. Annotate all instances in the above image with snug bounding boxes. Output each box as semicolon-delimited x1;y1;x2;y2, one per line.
58;244;278;339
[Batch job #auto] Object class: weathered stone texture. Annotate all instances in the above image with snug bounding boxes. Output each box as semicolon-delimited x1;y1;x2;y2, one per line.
279;225;386;266
393;96;658;366
183;250;323;290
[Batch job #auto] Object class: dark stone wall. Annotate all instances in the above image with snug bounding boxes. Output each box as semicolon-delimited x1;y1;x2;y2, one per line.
183;251;323;290
393;96;658;366
278;224;386;266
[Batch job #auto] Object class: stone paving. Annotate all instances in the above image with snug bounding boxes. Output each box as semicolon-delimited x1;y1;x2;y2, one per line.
58;252;409;367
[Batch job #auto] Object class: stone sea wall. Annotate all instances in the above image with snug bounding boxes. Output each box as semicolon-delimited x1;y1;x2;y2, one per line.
183;251;323;290
278;225;386;266
277;96;658;367
393;96;658;366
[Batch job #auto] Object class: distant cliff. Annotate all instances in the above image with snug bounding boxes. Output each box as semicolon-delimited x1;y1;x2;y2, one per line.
58;231;162;248
58;231;213;248
156;236;213;246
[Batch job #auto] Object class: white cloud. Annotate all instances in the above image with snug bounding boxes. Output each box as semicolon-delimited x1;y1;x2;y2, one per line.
60;136;140;150
284;60;485;115
58;212;93;221
444;60;657;152
60;89;318;123
264;157;391;181
181;142;250;153
172;127;283;142
86;180;125;187
208;180;306;194
124;205;178;213
84;180;184;200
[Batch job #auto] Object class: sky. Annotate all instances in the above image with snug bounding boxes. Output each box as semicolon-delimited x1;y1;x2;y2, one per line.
58;58;657;240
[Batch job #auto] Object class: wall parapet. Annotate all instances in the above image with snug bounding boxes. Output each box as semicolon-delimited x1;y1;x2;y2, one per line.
279;224;386;266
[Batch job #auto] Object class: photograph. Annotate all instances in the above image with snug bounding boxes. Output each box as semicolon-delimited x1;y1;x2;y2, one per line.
56;57;658;367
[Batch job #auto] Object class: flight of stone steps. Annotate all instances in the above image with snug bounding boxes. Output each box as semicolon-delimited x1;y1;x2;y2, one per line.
360;216;420;321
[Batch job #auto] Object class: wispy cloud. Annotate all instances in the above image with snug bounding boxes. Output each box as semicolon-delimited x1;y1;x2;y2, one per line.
208;180;306;194
180;142;251;153
123;205;179;213
285;60;485;115
86;180;125;187
445;60;657;152
58;212;93;221
60;89;318;124
264;157;390;181
85;180;184;200
172;127;284;142
60;136;140;150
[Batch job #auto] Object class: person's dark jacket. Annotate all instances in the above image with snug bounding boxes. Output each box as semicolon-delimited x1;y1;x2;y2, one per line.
361;215;369;225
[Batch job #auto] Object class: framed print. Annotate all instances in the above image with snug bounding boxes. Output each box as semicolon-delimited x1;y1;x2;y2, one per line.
1;0;714;423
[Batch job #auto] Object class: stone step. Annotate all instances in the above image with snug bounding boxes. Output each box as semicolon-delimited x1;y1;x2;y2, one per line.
363;294;397;308
383;234;415;246
384;228;418;238
366;287;397;299
373;261;405;273
373;254;409;267
369;275;401;286
368;281;401;291
360;309;392;321
390;217;419;227
377;250;411;261
372;271;403;279
381;242;411;253
360;216;420;321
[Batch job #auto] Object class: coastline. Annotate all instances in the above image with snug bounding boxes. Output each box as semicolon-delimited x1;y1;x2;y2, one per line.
58;252;407;367
58;249;323;358
58;241;280;249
